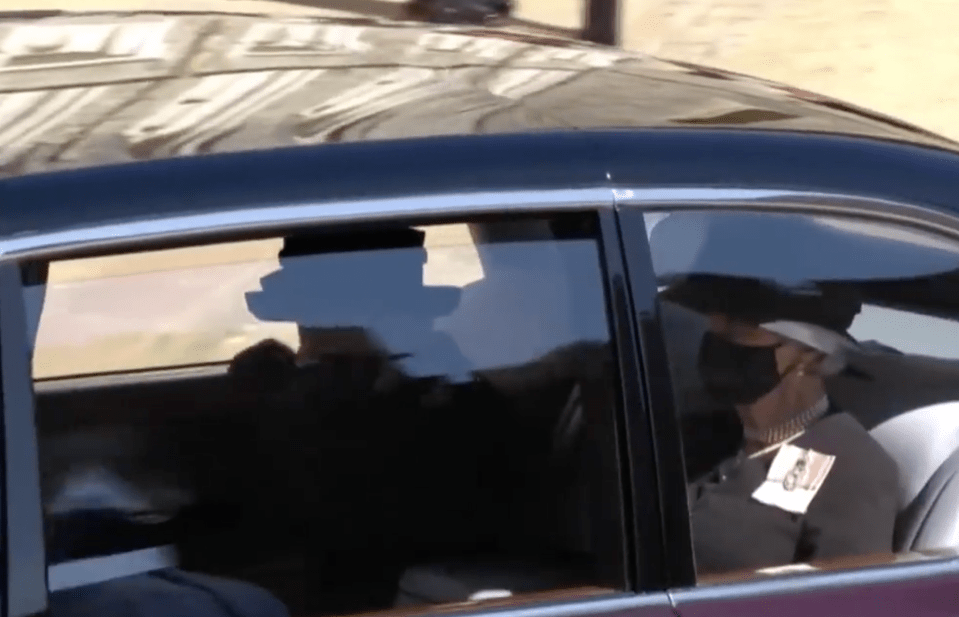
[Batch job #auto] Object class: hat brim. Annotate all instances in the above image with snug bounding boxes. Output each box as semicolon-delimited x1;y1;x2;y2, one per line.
660;274;862;334
759;320;860;355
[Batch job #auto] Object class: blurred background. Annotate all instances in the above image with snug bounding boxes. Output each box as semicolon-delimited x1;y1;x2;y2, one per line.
498;0;954;143
505;0;955;142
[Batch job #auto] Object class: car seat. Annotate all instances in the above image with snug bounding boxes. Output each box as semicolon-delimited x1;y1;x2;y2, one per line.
826;349;959;552
394;221;623;606
393;355;623;607
855;400;959;552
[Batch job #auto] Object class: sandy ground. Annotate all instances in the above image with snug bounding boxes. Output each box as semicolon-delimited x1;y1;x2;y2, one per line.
620;0;959;141
520;0;959;140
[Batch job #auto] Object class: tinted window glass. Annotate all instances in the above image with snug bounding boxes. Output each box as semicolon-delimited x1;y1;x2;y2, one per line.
29;215;626;616
646;209;959;583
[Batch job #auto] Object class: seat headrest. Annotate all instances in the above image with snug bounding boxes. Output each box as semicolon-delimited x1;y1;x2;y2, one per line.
869;402;959;510
826;346;959;429
893;446;959;551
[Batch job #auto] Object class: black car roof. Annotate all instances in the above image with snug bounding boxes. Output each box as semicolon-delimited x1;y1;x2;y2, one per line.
4;11;959;242
0;10;954;176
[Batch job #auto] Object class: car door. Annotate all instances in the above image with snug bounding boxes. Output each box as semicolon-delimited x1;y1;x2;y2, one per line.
616;188;959;616
0;180;676;617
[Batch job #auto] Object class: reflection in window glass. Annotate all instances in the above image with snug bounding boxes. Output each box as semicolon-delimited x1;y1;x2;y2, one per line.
31;229;482;380
850;304;959;359
648;210;959;285
646;208;959;584
30;216;626;617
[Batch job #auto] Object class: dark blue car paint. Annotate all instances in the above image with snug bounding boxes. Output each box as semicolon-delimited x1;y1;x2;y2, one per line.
6;129;959;241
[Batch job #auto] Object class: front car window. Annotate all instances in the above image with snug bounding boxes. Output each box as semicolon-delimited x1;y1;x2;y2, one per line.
27;214;626;616
646;209;959;582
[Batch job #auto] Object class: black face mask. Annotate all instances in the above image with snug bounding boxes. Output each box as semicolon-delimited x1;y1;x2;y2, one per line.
697;332;784;406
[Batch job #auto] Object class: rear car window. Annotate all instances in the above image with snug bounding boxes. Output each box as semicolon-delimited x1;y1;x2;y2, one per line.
27;214;627;617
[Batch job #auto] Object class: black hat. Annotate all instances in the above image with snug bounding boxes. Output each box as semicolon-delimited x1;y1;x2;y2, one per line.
277;227;429;258
662;274;876;379
661;275;862;335
246;226;461;324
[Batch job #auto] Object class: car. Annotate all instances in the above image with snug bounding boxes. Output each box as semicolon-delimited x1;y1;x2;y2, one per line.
4;4;959;617
405;0;515;24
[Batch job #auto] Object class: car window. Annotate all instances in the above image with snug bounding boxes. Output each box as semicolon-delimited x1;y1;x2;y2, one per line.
849;304;959;359
644;208;959;584
27;225;486;379
27;214;627;616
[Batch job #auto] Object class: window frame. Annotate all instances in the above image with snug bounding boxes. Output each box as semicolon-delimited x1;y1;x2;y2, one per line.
0;262;47;617
0;187;676;617
614;187;959;602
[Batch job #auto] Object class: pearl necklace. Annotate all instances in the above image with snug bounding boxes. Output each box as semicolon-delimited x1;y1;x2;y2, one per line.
743;395;830;445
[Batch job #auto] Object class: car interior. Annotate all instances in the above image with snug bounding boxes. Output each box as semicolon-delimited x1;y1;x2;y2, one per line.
29;217;627;616
661;291;959;563
33;207;959;609
648;209;959;572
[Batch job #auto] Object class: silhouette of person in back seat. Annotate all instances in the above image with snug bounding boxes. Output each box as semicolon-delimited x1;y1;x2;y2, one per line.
235;226;475;378
229;227;520;613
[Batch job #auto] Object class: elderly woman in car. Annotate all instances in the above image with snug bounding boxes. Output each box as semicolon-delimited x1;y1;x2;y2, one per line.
662;275;899;575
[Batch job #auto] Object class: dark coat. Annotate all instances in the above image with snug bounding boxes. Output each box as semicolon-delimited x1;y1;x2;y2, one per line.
688;411;899;574
48;569;289;617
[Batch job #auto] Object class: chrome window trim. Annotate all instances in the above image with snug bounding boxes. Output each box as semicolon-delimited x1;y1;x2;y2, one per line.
614;188;959;242
0;188;614;261
2;187;959;262
416;592;672;617
668;555;959;603
33;363;230;393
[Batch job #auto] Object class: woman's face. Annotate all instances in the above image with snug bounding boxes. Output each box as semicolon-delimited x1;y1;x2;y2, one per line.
698;315;816;407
